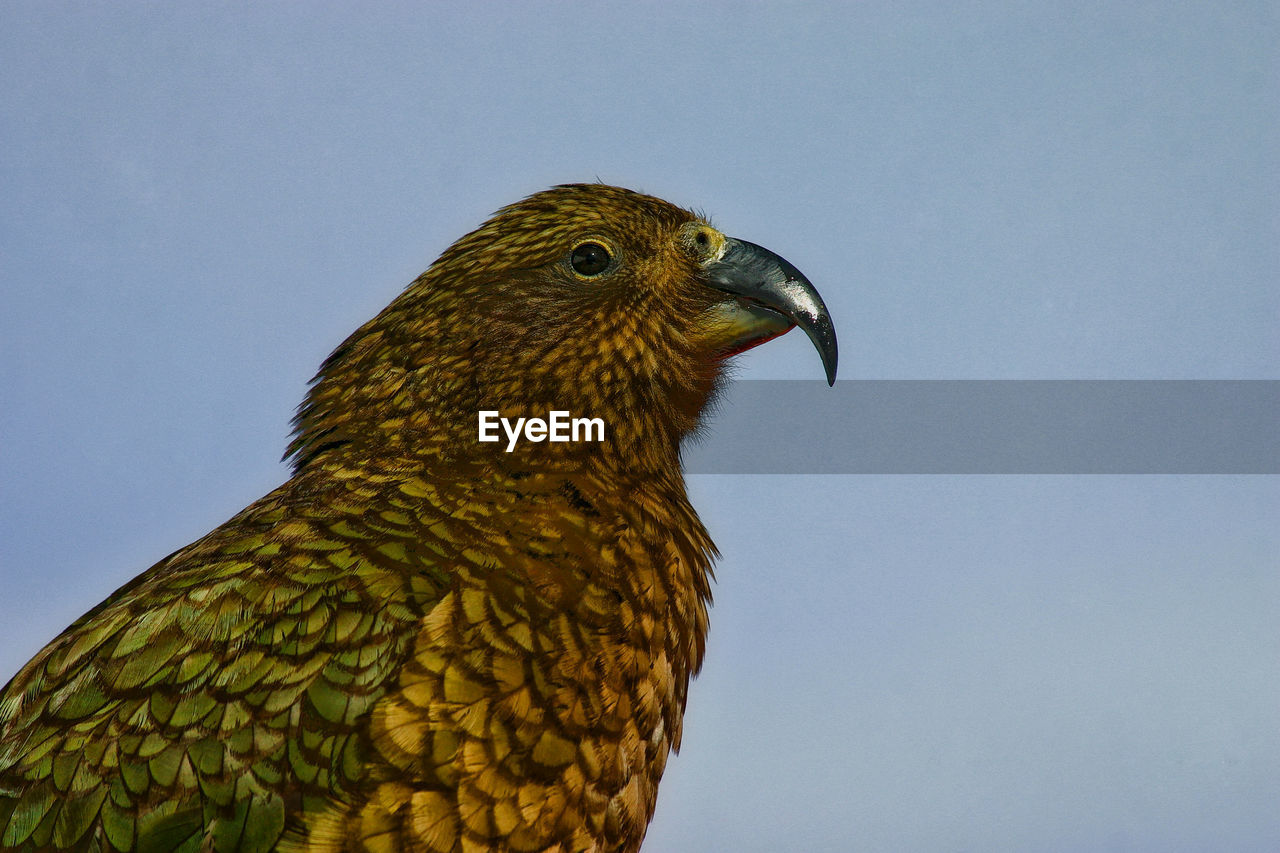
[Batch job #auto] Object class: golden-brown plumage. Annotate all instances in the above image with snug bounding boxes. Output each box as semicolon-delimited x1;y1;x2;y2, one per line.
0;184;835;852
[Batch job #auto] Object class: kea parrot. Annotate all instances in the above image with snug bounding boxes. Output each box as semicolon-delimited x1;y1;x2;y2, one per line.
0;184;837;853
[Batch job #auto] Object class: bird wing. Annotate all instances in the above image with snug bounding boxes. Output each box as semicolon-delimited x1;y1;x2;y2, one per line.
0;476;446;852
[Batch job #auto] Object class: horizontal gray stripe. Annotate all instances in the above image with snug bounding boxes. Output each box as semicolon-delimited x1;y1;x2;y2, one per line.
683;381;1279;474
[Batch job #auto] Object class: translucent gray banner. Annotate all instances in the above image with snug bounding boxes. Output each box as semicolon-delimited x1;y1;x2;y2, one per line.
682;381;1279;474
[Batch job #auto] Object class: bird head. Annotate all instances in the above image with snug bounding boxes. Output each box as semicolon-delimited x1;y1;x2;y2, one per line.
287;184;836;474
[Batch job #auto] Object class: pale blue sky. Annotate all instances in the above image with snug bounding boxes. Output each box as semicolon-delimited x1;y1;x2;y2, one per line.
2;4;1277;851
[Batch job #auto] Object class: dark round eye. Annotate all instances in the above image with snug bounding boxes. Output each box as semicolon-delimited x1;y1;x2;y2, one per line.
695;230;709;247
570;242;611;277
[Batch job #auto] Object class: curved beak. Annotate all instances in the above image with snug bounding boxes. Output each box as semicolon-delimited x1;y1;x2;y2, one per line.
703;238;838;385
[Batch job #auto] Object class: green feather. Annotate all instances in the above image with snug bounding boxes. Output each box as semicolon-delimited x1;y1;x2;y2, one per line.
99;796;135;851
51;787;107;848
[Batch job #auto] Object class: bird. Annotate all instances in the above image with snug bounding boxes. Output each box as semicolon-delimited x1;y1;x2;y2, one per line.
0;183;837;853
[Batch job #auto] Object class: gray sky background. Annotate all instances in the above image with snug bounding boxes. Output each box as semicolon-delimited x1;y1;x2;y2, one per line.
2;3;1277;851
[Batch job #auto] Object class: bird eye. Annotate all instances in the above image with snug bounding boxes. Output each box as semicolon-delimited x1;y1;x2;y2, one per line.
570;242;611;277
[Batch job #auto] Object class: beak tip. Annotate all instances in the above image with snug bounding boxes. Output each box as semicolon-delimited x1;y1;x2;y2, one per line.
808;319;838;386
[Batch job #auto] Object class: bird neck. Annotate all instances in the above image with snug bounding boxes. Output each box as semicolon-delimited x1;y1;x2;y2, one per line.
287;448;717;682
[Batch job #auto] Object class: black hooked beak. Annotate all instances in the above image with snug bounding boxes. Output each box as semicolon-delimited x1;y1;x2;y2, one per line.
703;238;838;385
